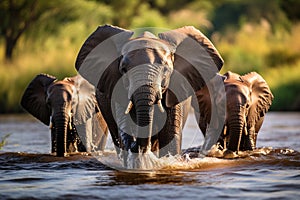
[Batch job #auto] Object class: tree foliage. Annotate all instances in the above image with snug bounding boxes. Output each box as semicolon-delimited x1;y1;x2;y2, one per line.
1;0;299;61
0;0;80;61
0;0;300;112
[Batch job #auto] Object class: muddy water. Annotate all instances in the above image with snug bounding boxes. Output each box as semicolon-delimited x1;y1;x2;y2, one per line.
0;112;299;199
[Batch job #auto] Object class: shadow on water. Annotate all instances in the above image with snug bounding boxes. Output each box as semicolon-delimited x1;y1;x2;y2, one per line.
0;152;110;170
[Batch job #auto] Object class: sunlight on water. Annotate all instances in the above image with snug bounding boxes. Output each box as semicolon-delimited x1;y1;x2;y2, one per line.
92;145;298;173
94;150;224;172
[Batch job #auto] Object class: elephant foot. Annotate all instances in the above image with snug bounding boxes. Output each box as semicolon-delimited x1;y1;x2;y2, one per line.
56;152;69;157
223;149;239;159
129;141;139;153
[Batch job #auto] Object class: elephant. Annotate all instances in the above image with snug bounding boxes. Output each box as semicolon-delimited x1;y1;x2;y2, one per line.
75;24;225;167
196;71;274;158
21;73;108;157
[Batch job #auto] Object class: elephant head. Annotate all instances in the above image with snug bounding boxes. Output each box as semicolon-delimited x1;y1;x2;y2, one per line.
21;74;98;156
197;71;273;157
236;71;274;151
75;25;224;159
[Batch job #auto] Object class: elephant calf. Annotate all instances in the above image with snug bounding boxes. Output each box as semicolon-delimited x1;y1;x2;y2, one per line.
21;73;108;157
196;71;274;158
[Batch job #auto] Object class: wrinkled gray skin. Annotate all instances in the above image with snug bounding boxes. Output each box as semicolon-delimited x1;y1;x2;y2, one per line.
21;74;108;157
197;71;273;157
75;25;224;165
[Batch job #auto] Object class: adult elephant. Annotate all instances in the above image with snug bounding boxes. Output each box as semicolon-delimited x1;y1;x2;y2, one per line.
196;71;273;158
75;25;225;166
21;73;108;157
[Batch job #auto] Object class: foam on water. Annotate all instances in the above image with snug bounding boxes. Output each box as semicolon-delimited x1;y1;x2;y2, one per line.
92;145;299;172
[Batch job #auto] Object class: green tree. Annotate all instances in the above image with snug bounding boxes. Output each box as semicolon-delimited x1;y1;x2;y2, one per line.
210;0;290;34
0;0;78;61
98;0;180;28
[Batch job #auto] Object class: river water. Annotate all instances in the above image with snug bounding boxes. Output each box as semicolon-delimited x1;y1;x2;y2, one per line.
0;112;299;199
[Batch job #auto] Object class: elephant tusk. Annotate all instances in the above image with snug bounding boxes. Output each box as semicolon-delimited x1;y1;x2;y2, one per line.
223;126;227;149
68;112;73;130
244;116;248;136
223;125;227;136
244;125;248;136
49;116;53;129
125;100;133;114
49;122;53;129
157;99;164;113
69;121;73;130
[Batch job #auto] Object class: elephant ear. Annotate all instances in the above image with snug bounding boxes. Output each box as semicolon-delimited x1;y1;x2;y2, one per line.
20;73;57;125
242;72;274;126
69;75;96;125
159;26;224;107
75;24;134;97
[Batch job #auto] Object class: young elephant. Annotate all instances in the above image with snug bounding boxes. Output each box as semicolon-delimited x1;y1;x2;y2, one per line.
21;73;108;156
75;25;225;165
196;71;274;157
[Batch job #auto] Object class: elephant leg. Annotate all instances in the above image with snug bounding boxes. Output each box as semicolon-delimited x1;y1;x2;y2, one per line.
66;124;77;153
92;128;108;151
92;112;108;151
97;93;121;154
114;101;136;167
244;117;263;151
244;126;256;150
216;125;227;150
75;118;92;152
150;135;159;156
199;116;208;137
69;122;87;152
158;102;184;157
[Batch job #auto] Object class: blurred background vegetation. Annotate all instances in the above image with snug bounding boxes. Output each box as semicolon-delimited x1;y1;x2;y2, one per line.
0;0;300;113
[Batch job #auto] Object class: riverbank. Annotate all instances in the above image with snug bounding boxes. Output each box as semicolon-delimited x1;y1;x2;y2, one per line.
0;59;299;113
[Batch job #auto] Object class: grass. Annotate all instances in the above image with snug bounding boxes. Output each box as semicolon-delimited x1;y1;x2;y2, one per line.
0;133;11;150
262;61;300;111
0;39;77;113
216;22;300;111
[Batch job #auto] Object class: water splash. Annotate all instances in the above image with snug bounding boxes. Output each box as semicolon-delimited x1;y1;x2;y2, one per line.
92;145;299;172
126;150;162;170
1;146;298;172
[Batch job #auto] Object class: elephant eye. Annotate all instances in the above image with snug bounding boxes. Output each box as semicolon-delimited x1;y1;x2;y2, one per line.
161;68;171;88
46;97;51;107
119;65;127;74
161;79;167;87
119;56;129;74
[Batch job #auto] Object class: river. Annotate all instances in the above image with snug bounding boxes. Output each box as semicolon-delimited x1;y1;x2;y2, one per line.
0;112;299;199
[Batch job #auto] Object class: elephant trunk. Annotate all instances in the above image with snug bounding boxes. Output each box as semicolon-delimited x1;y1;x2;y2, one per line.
52;106;70;157
131;85;156;153
227;104;246;152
